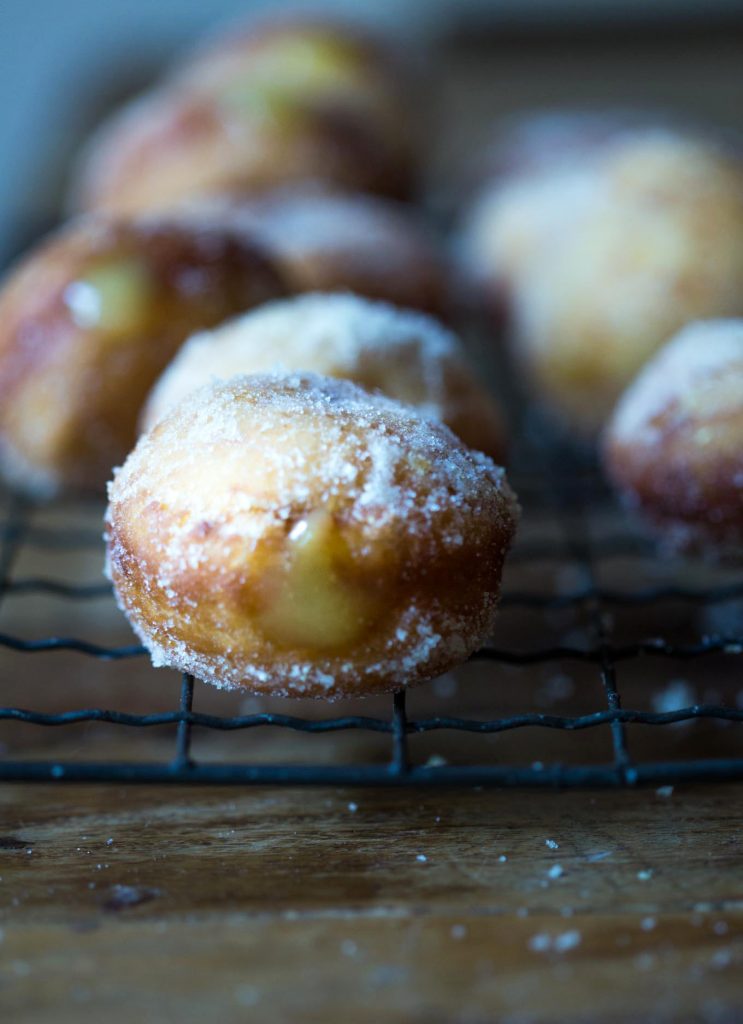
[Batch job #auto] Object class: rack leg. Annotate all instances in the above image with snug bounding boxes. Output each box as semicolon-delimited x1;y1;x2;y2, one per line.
391;689;410;776
173;674;195;770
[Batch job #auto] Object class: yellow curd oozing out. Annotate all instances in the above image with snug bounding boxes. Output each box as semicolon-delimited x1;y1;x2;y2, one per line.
64;256;154;334
256;509;378;652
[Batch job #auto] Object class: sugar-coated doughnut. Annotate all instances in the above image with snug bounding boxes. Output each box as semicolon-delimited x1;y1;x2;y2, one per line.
72;18;418;215
461;121;743;433
0;216;284;497
178;187;448;316
476;109;660;185
141;293;506;461
107;373;519;698
460;110;651;318
604;320;743;556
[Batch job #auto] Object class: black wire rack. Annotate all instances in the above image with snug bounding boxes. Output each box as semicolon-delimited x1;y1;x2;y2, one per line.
1;417;742;788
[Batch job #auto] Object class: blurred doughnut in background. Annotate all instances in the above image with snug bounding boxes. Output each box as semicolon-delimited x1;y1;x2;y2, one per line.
604;318;743;558
69;15;423;216
0;214;285;496
459;113;743;434
173;186;450;317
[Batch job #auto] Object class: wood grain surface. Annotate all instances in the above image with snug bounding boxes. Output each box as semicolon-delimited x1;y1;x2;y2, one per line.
0;783;742;1023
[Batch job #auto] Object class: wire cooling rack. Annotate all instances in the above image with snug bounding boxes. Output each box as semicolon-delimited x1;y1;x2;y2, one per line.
0;419;742;788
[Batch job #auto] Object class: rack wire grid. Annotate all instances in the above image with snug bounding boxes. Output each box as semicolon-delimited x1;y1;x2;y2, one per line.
0;407;741;790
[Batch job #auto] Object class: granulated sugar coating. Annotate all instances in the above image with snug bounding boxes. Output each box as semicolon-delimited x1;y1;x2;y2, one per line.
140;292;506;461
609;320;743;443
461;127;743;434
106;372;519;698
604;319;743;556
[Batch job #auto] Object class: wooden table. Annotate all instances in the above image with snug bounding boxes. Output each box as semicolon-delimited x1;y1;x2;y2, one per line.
1;782;741;1023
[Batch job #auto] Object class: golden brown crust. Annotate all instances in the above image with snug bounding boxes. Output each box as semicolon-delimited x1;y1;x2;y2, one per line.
72;20;418;216
0;216;285;496
107;373;519;698
603;320;743;555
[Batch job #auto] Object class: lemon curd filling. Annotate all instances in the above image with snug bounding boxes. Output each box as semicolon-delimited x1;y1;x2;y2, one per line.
217;36;364;121
245;36;362;96
256;510;378;652
64;256;154;333
217;81;300;128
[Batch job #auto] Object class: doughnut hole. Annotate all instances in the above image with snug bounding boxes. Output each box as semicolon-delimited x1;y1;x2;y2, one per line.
140;293;507;462
72;19;418;215
604;319;743;555
0;216;285;496
107;373;519;697
177;188;450;317
461;127;743;434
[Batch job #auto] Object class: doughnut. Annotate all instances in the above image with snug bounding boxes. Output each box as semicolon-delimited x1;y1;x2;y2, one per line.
177;187;448;316
71;18;418;215
604;319;743;556
140;293;506;461
460;120;743;433
460;110;647;315
106;373;519;698
476;109;660;184
0;215;284;497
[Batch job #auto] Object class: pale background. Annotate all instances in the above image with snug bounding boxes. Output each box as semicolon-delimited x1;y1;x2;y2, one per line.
1;0;742;263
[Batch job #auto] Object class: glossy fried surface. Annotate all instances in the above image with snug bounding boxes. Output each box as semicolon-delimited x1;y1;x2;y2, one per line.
108;373;519;698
